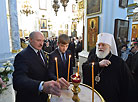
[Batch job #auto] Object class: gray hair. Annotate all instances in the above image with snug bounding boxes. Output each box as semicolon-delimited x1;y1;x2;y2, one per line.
29;31;42;39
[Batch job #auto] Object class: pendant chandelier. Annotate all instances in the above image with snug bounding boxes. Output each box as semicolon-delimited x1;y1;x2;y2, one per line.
20;0;34;16
60;0;69;11
53;0;69;16
52;0;60;16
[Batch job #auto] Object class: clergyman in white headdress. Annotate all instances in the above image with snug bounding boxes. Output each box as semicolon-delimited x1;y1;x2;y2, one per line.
82;33;137;102
96;33;118;58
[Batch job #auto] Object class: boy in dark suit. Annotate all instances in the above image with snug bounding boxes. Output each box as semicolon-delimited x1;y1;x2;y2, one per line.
48;34;73;82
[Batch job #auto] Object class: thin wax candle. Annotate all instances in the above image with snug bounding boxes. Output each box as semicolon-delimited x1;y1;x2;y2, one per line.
67;55;71;82
92;62;94;102
77;62;79;74
55;57;59;82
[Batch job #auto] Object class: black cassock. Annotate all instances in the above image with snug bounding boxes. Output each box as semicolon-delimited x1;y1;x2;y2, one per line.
82;52;137;102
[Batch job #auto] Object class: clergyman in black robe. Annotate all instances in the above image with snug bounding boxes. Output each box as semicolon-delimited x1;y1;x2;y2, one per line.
82;33;137;102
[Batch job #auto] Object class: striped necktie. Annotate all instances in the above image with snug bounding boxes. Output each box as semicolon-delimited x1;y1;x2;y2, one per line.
37;51;45;64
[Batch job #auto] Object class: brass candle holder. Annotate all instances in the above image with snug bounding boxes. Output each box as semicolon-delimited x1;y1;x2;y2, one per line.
71;73;81;102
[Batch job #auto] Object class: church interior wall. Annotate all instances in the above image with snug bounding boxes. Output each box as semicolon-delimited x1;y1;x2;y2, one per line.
83;0;128;52
0;0;136;63
0;0;10;54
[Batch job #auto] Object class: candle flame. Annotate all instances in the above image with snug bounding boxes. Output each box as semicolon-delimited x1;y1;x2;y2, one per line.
76;73;78;77
78;62;79;66
55;57;57;61
77;62;80;74
92;62;94;65
69;55;71;58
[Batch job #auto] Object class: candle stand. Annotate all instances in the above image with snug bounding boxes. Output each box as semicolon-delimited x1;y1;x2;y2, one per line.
71;74;81;102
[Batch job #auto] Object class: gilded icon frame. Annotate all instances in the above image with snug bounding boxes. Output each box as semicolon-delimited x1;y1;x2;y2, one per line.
87;16;99;51
40;19;47;29
132;24;138;39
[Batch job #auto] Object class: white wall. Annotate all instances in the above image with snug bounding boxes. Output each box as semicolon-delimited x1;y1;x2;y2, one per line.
102;0;127;34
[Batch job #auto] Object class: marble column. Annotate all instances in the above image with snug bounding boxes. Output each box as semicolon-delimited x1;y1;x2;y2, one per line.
8;0;21;53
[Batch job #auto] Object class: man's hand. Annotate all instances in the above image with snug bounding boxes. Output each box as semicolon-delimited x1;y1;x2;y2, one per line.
99;59;111;67
42;80;61;97
59;77;70;89
42;78;70;96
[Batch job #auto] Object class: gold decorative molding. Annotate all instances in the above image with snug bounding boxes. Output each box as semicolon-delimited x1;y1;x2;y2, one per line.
127;14;134;17
127;3;138;7
127;3;138;17
12;49;22;53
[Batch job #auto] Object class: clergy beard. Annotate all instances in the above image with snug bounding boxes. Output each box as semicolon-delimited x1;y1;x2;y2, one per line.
96;48;110;59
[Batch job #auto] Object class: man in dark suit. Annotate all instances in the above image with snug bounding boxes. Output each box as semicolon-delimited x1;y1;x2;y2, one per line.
68;37;75;67
48;34;73;82
13;31;69;102
131;43;138;80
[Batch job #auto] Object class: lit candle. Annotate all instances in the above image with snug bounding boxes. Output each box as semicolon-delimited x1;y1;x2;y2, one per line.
77;62;79;74
92;62;94;102
71;73;81;83
67;55;71;82
55;57;59;82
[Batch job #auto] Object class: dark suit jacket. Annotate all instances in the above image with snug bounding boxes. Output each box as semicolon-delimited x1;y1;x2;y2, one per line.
13;45;49;102
132;52;138;81
48;48;73;81
68;41;75;67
